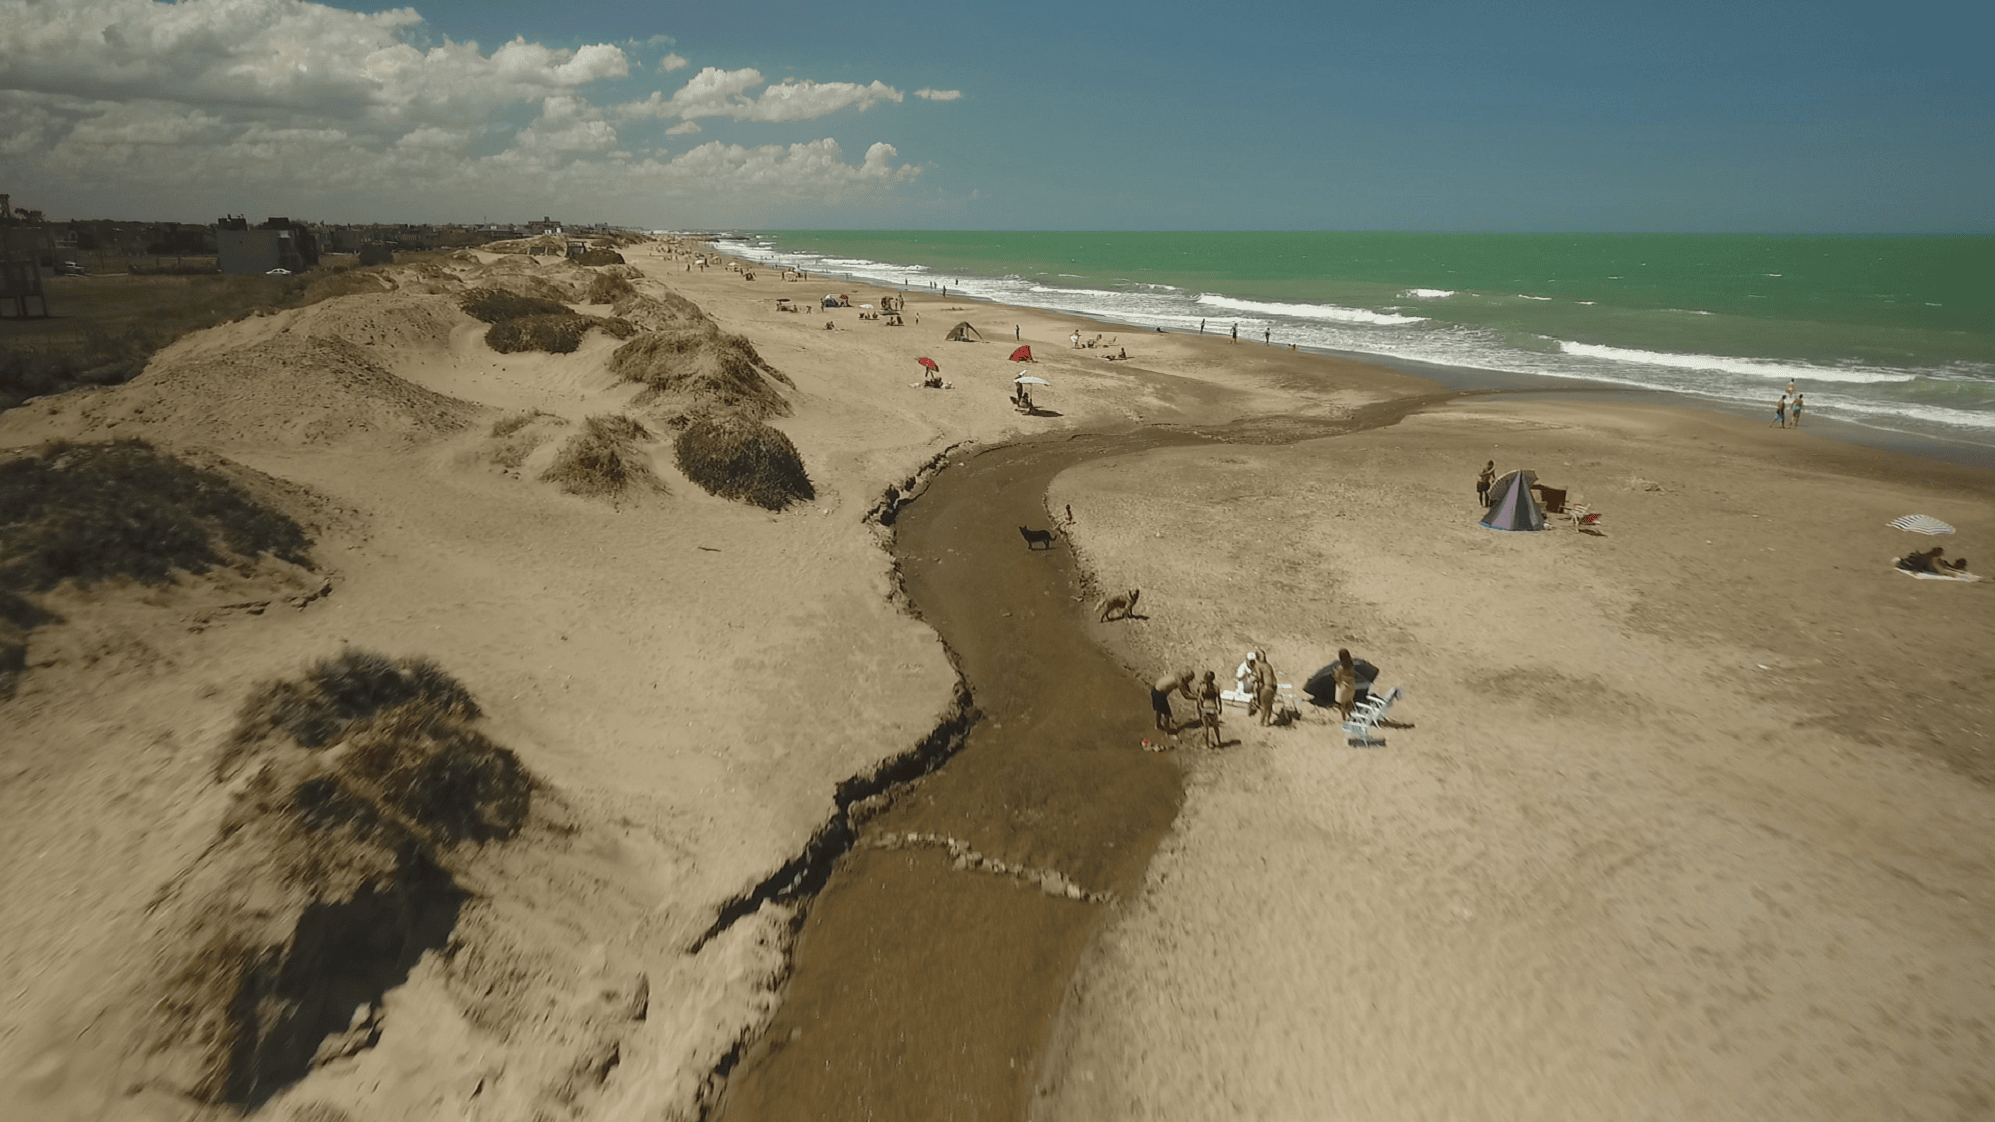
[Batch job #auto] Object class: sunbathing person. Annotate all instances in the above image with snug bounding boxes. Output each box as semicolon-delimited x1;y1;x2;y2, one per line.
1897;546;1947;573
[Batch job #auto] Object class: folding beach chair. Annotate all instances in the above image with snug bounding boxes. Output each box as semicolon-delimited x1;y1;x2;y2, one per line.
1566;504;1600;530
1342;686;1403;747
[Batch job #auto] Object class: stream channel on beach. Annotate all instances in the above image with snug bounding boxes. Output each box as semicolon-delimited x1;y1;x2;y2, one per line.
711;403;1439;1121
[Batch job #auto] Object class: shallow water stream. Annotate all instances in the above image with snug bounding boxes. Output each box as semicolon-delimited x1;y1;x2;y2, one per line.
711;403;1438;1121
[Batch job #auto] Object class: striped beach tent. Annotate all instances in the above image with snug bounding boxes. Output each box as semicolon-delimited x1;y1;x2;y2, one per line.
1888;514;1955;535
1480;469;1545;532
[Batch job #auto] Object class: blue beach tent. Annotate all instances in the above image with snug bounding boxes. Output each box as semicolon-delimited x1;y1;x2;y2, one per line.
1480;469;1545;532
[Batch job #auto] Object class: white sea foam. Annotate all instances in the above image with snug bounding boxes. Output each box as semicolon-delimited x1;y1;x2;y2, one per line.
1195;293;1424;326
1558;341;1915;384
724;235;1991;444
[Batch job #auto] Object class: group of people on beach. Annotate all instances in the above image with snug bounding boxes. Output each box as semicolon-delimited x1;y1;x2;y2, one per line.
1149;649;1365;750
1151;669;1227;749
1773;379;1806;428
1897;546;1971;575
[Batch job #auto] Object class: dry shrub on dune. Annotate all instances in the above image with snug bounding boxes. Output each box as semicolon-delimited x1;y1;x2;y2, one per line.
459;287;570;323
539;413;666;500
147;650;530;1107
484;313;608;354
225;649;482;762
0;438;313;593
461;286;635;354
0;589;58;698
584;271;637;304
674;414;814;510
488;410;568;469
573;248;625;267
610;328;792;418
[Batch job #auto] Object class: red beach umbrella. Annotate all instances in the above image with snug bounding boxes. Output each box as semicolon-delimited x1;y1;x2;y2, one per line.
1009;345;1033;362
916;357;939;371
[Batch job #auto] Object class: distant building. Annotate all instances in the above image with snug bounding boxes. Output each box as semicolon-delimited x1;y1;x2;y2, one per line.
217;215;319;275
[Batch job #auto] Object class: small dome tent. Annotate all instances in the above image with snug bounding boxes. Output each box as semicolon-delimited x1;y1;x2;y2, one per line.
944;321;982;342
1480;469;1545;531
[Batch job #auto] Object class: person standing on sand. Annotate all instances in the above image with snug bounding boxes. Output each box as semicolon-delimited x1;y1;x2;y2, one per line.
1200;319;1206;334
1254;655;1280;726
1196;671;1223;748
1772;395;1788;427
1231;323;1238;343
1790;394;1804;427
1332;648;1360;720
1264;329;1271;345
1152;670;1195;734
1476;460;1496;505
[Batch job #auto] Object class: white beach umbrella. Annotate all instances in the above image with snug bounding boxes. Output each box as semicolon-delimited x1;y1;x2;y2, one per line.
1888;514;1955;535
1014;375;1050;385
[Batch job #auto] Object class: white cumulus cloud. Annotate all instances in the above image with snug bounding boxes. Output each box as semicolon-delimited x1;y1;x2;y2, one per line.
914;88;962;101
0;0;930;220
0;0;630;117
659;138;919;197
618;67;901;122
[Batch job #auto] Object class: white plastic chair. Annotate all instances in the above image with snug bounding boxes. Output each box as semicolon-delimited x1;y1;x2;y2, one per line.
1342;686;1403;747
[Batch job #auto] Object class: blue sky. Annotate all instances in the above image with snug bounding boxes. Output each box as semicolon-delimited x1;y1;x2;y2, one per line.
3;0;1990;231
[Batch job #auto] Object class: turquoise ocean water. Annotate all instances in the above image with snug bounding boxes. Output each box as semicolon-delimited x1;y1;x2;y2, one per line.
720;231;1995;457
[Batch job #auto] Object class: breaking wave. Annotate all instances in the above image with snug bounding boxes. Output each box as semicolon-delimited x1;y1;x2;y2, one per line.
1195;293;1425;326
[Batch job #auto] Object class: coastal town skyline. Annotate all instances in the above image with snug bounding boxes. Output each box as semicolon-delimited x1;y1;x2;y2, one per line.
3;0;1990;232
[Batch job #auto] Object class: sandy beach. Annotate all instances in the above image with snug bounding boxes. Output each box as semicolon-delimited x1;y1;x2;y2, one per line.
2;239;1991;1122
1034;399;1995;1120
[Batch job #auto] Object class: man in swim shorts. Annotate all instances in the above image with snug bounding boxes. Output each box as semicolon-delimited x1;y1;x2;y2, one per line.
1152;670;1194;733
